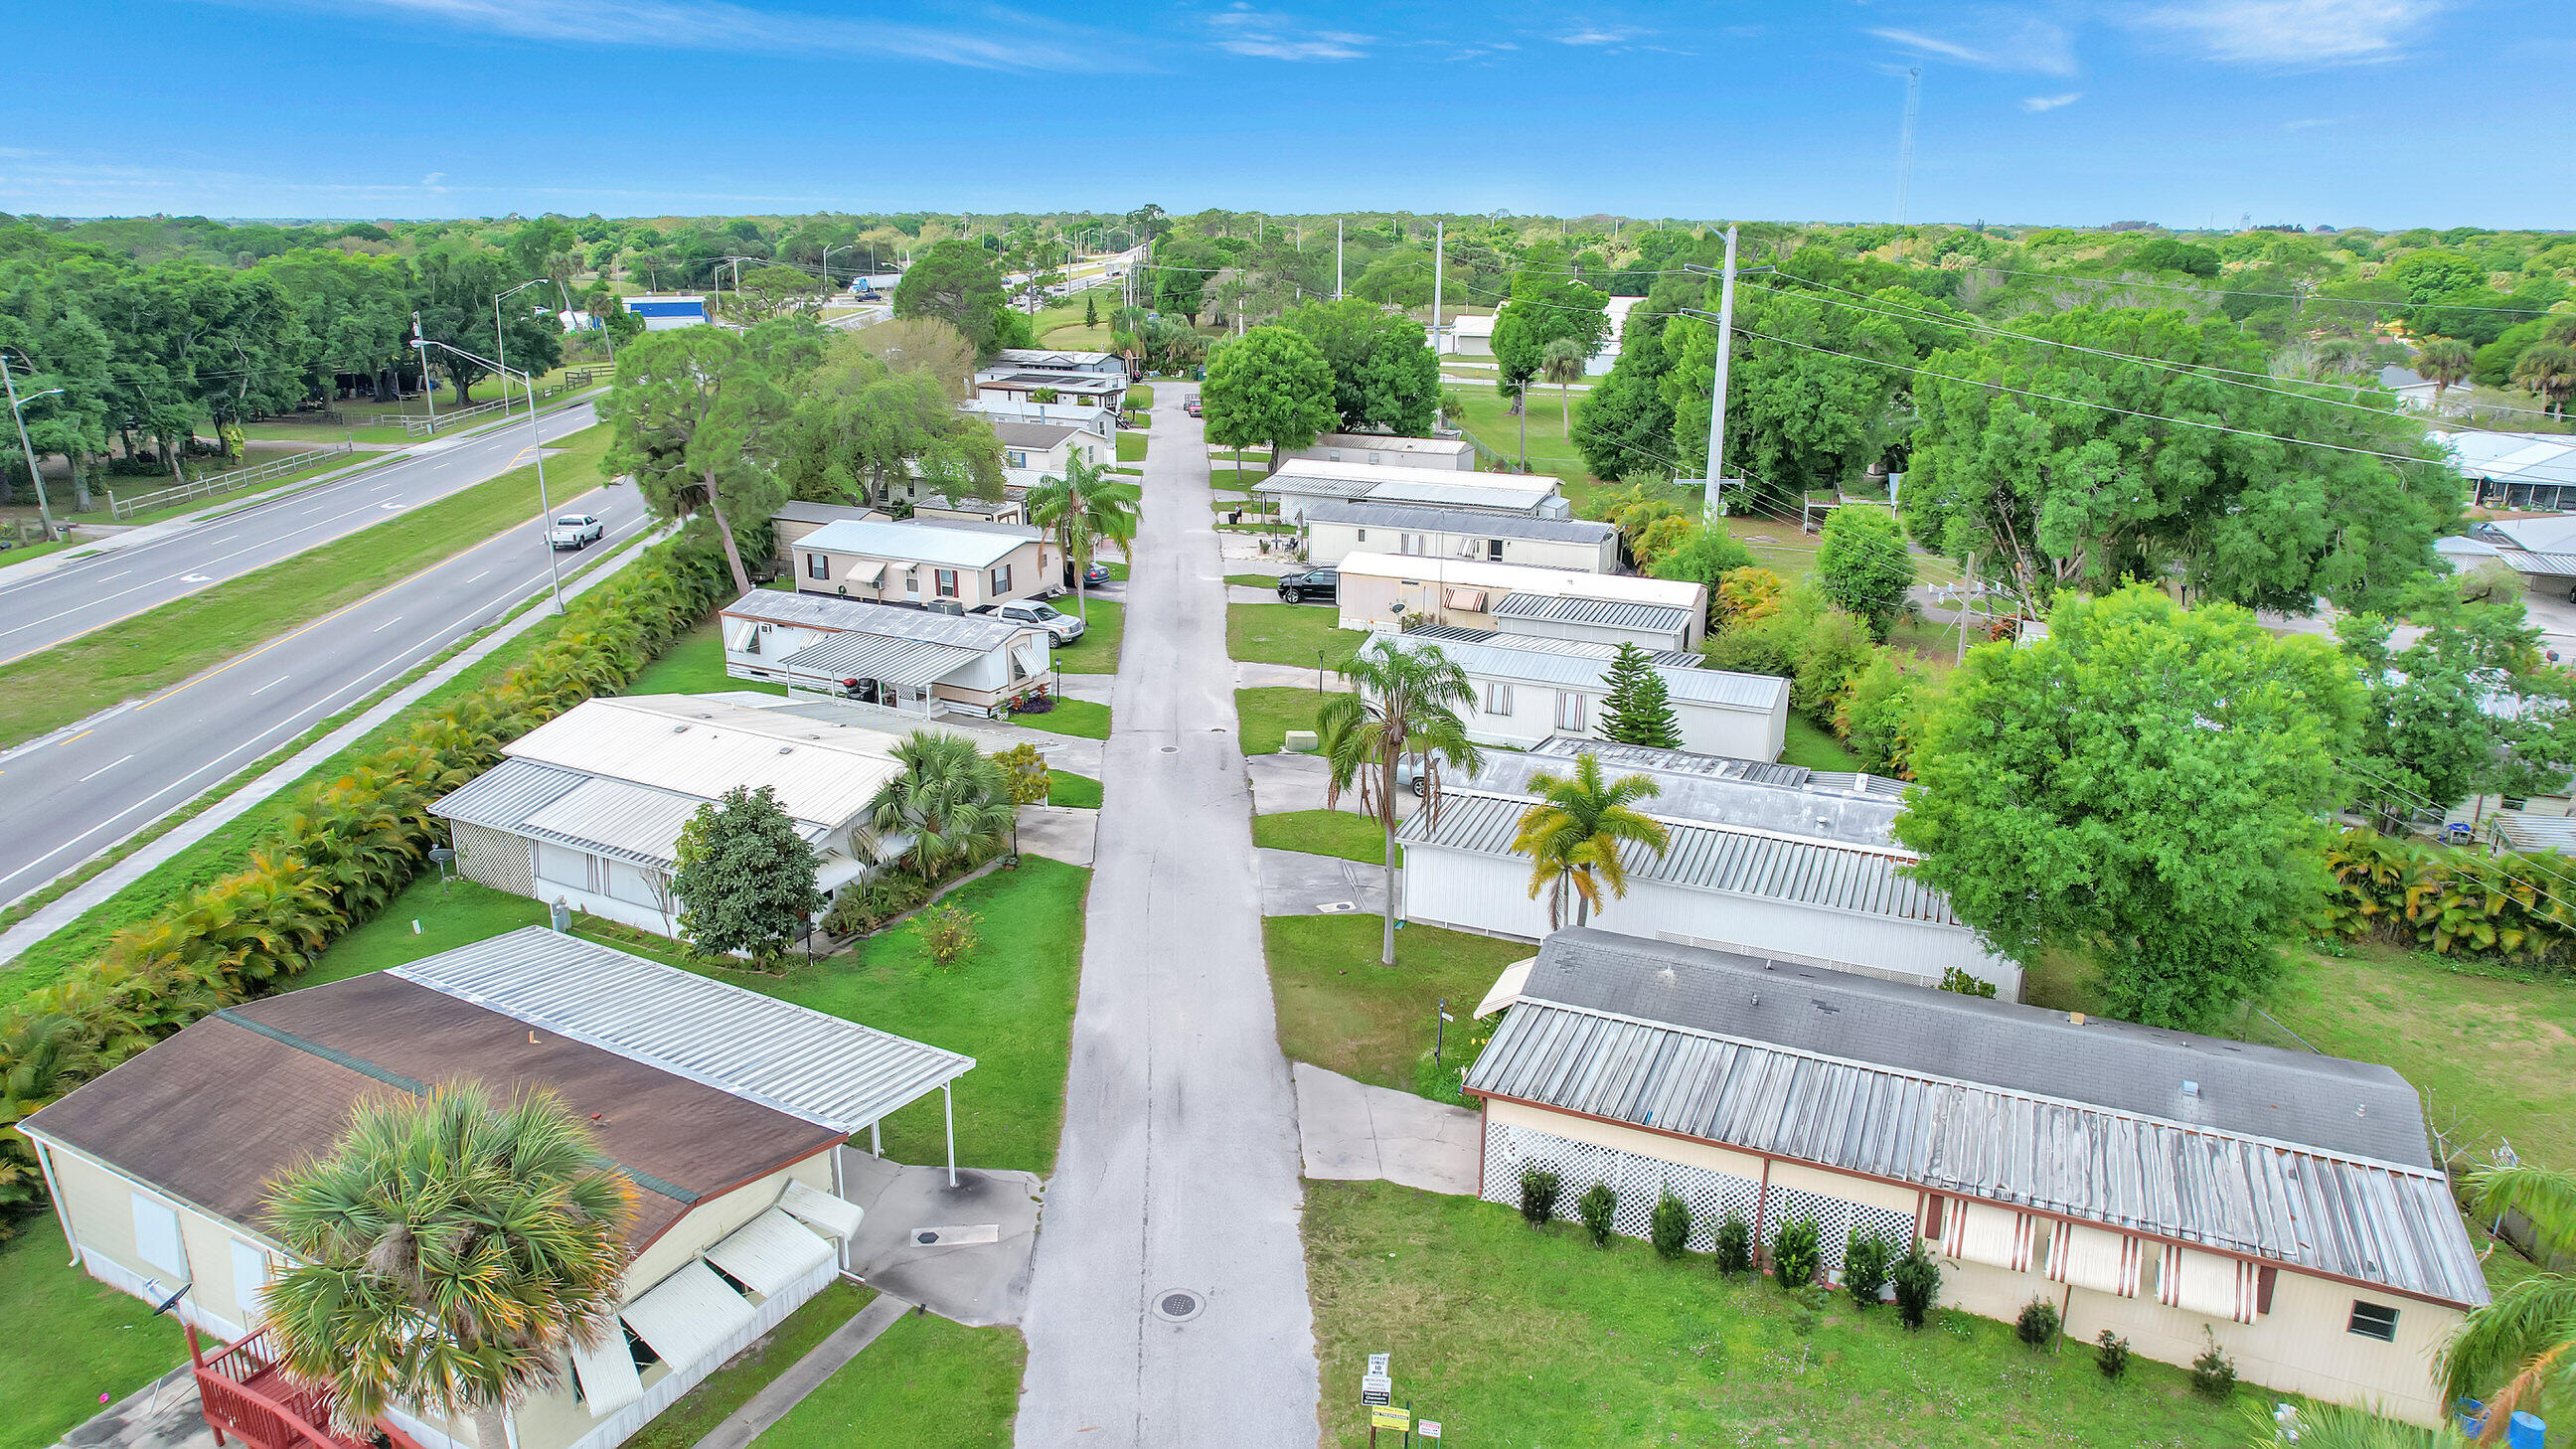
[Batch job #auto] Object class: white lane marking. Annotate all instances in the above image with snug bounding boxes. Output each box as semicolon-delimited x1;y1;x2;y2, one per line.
371;614;402;632
248;677;287;695
97;570;129;581
464;569;489;583
79;754;134;783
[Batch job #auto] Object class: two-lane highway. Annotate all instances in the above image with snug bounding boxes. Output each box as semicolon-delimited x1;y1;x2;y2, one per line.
0;477;653;907
0;399;598;666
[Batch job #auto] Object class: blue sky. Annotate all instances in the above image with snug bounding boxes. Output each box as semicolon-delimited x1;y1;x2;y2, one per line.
3;1;2566;228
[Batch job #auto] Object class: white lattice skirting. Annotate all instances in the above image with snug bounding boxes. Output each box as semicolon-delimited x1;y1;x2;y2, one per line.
1480;1120;1913;1275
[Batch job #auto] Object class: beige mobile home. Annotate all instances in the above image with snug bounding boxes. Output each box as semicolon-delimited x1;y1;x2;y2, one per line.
1334;551;1708;649
1379;630;1788;761
793;517;1056;611
719;588;1053;718
1301;499;1619;573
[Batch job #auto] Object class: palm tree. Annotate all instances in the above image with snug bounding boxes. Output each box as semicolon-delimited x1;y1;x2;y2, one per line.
867;730;1016;883
2513;342;2576;420
1025;451;1142;622
2235;1401;2446;1448
1540;336;1587;435
1508;753;1672;928
1317;639;1485;968
2415;338;2476;411
263;1084;634;1448
2446;1163;2576;1442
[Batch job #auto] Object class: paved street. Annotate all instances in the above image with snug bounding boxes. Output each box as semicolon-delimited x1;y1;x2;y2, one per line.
0;399;598;665
1016;384;1320;1445
0;479;650;907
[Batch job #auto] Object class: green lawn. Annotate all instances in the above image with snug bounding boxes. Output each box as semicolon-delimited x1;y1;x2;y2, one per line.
1224;572;1284;588
1781;713;1864;772
0;425;616;749
1265;914;1527;1095
1236;687;1323;754
0;536;84;571
67;453;397;530
1116;432;1148;463
0;1215;192;1449
1252;809;1388;865
623;615;787;697
629;1282;873;1449
1226;602;1368;667
297;858;1090;1174
1448;389;1616;510
1046;771;1102;808
1010;697;1110;739
1305;1182;2261;1449
1126;384;1155;409
752;1315;1024;1449
1050;597;1122;674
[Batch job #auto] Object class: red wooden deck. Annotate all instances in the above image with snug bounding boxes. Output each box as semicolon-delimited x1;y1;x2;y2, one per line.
188;1326;428;1449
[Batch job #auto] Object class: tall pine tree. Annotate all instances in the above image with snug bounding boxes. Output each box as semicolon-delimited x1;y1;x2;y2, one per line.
1598;644;1683;748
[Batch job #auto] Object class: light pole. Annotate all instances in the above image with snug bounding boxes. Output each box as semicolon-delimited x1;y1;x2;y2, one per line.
821;242;849;295
1;352;64;537
426;337;565;613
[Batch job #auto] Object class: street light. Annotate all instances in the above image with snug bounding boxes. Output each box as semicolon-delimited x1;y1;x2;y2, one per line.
0;353;65;537
422;336;565;614
821;242;849;294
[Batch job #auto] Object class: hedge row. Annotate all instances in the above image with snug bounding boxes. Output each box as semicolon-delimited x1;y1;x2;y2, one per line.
2321;827;2576;961
0;526;737;1223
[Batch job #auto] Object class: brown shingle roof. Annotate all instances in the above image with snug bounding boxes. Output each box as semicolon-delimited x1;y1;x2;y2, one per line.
27;973;842;1251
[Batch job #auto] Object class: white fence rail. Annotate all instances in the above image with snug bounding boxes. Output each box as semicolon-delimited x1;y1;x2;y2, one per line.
402;397;515;437
107;443;356;521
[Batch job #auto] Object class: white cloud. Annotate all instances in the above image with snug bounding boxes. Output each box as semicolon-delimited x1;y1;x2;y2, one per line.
2020;90;2083;111
2133;0;2441;67
203;0;1117;72
1869;14;2077;76
1556;26;1636;46
1206;6;1370;61
421;171;447;187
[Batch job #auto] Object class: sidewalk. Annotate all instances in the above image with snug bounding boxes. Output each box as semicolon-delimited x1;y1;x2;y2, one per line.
1291;1062;1480;1196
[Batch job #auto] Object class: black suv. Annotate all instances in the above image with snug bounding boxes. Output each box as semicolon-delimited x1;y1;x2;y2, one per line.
1275;565;1339;604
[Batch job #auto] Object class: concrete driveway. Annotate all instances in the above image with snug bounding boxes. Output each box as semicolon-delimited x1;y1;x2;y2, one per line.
1256;847;1390;917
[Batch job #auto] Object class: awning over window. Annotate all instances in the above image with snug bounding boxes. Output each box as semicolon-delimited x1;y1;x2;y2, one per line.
568;1332;645;1418
780;1180;866;1239
724;620;761;654
2050;1223;2139;1298
1444;586;1489;612
1945;1201;2032;1272
620;1260;756;1373
843;558;887;586
705;1208;837;1297
2164;1246;2262;1324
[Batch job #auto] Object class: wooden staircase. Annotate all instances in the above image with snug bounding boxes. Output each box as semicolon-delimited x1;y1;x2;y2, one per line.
186;1326;428;1449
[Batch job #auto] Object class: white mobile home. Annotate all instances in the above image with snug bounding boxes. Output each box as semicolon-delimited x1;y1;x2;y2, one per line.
1301;499;1619;573
972;369;1124;415
1287;432;1477;471
771;500;887;563
794;517;1056;611
1251;458;1569;524
987;347;1129;379
1334;551;1707;649
720;588;1052;718
1382;631;1787;761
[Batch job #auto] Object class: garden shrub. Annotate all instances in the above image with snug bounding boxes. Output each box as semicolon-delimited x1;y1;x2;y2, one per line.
1769;1216;1822;1290
1789;604;1877;717
1577;1182;1617;1246
1890;1242;1940;1330
2014;1295;2062;1351
1649;1189;1691;1259
1937;966;1998;998
2189;1331;2237;1400
2094;1329;2132;1379
914;902;981;970
1518;1167;1560;1226
1842;1229;1892;1307
2321;827;2576;962
1713;1213;1753;1275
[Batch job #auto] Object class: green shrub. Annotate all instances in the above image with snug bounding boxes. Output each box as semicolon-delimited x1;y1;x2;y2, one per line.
2322;827;2576;961
1890;1242;1940;1330
1842;1229;1892;1307
1649;1189;1691;1259
1577;1182;1617;1246
2094;1329;2132;1379
1790;605;1877;717
1937;966;1998;998
2189;1331;2237;1400
2014;1296;2062;1351
1713;1214;1753;1275
825;871;933;935
1769;1217;1822;1290
914;901;981;970
1518;1167;1560;1226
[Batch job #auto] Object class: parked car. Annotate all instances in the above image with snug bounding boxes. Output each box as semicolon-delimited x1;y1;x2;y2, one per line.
975;598;1085;642
1275;565;1338;604
1396;748;1474;797
1184;396;1203;417
548;514;604;550
1062;560;1112;589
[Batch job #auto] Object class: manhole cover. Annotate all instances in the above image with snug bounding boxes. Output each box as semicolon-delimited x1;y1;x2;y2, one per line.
1153;1289;1205;1323
1318;900;1358;913
1160;745;1178;753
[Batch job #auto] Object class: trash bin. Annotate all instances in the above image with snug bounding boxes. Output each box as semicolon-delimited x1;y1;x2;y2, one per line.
1228;509;1241;525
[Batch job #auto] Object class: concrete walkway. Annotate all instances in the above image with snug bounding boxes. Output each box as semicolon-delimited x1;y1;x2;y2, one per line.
1256;847;1390;918
1292;1063;1482;1196
839;1151;1042;1328
689;1293;912;1449
1015;383;1321;1445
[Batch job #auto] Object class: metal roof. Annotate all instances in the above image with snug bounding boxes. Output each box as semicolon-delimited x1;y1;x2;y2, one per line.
394;926;975;1132
2444;429;2576;487
779;632;983;688
1300;499;1615;545
796;518;1036;569
1527;736;1904;799
992;348;1121;369
433;758;830;868
722;589;1026;649
1383;634;1785;713
2491;811;2576;855
431;756;585;833
1403;625;1699;669
1465;931;2484;1307
1338;552;1703;609
1491;591;1698;636
498;696;905;826
1398;789;1961;926
773;501;884;527
1472;743;1904;849
2493;549;2576;579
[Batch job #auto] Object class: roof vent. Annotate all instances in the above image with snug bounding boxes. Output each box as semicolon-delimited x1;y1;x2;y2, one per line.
778;746;793;755
2180;1079;2201;1098
671;724;689;734
2068;1011;2086;1026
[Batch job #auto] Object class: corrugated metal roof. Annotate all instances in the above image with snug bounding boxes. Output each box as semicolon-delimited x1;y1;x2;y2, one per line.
2491;811;2576;855
1404;625;1699;669
500;697;903;826
1465;931;2485;1307
773;501;883;527
779;632;983;687
430;757;585;834
1492;591;1697;635
1399;790;1957;925
705;1208;837;1296
1337;552;1702;608
797;518;1033;569
620;1260;756;1370
1304;499;1615;544
722;590;1026;649
2493;548;2576;578
433;758;831;867
1383;634;1784;713
1472;746;1902;849
1368;480;1566;513
1530;736;1817;789
393;926;974;1132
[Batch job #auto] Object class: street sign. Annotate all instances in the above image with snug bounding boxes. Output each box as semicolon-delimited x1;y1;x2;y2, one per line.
1361;1372;1392;1406
1419;1421;1443;1440
1368;1353;1389;1376
1371;1407;1411;1432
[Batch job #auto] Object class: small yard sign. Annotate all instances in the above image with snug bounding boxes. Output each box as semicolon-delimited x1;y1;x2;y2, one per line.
1371;1407;1412;1432
1361;1372;1392;1405
1418;1421;1442;1440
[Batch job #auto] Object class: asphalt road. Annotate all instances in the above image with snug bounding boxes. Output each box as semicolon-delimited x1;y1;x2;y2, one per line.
0;399;599;666
0;479;652;908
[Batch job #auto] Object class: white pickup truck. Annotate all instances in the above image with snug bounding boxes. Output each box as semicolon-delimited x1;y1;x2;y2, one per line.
548;514;604;551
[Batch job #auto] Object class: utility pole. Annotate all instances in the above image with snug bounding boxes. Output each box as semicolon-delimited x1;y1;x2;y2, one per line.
1700;226;1739;525
1896;67;1922;225
1431;220;1446;429
0;352;58;539
488;287;566;615
1956;552;1978;666
413;312;435;425
1336;219;1344;301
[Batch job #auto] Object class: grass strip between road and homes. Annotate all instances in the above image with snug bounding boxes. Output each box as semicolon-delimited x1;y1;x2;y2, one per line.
754;1314;1026;1449
1304;1181;2259;1449
1046;771;1102;808
1225;602;1367;668
1010;698;1111;739
624;1281;874;1449
1264;913;1526;1097
1236;686;1323;755
0;424;614;750
1251;809;1387;866
1049;596;1123;674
